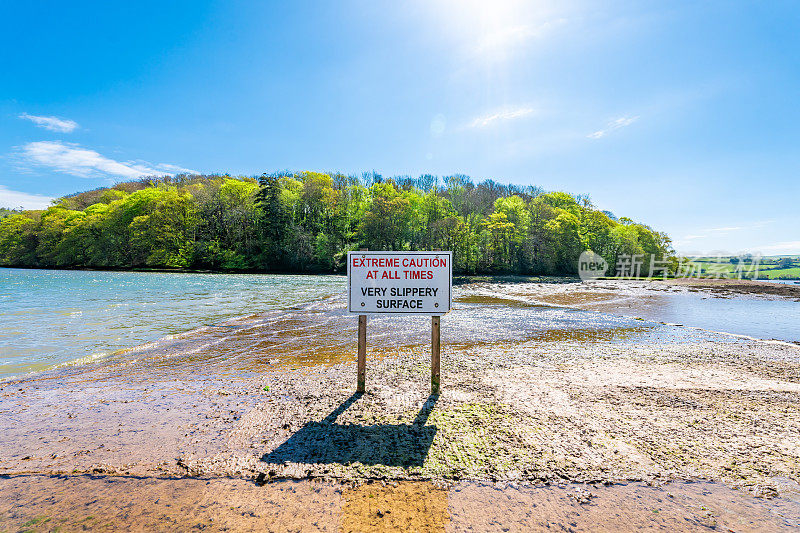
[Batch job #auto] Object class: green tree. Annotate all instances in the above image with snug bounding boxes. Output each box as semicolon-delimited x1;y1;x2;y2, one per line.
0;172;674;276
0;214;37;265
129;187;198;268
361;182;412;250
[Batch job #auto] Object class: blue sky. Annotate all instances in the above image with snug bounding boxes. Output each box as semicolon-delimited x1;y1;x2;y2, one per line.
1;0;798;255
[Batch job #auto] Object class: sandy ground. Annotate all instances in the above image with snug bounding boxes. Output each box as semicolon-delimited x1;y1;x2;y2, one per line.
1;279;800;530
2;309;799;491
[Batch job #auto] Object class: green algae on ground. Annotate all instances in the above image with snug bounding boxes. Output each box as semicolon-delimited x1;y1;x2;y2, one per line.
423;402;540;480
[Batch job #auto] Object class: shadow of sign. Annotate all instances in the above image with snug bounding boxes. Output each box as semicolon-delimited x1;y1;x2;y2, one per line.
262;393;438;468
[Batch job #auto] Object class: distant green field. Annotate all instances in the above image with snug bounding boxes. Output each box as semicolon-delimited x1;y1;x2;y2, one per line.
755;267;800;279
689;255;799;261
676;255;799;279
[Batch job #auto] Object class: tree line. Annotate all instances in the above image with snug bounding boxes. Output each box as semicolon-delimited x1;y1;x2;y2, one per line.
0;172;673;275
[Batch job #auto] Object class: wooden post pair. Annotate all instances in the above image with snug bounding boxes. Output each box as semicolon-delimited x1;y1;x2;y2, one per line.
356;314;440;394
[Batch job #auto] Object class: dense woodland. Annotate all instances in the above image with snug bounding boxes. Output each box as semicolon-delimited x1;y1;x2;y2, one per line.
0;172;673;275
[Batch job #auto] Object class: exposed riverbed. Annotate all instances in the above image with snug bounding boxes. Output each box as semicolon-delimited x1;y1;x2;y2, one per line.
1;273;799;530
465;277;800;343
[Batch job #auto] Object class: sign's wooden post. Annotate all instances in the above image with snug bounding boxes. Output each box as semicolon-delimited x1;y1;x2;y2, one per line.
431;315;440;394
347;249;451;394
357;248;368;392
431;248;441;394
357;314;367;392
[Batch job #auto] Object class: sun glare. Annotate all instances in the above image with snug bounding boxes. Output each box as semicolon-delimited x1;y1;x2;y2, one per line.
431;0;566;60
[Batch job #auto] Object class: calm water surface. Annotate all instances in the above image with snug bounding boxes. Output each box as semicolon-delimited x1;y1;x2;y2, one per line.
619;291;800;342
0;268;344;377
580;283;800;343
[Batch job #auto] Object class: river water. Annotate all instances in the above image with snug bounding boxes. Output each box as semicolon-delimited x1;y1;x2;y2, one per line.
0;268;344;377
1;268;799;379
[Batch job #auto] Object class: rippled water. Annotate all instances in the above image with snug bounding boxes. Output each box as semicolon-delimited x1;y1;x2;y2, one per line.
0;268;345;377
0;269;670;380
3;269;797;380
96;287;683;379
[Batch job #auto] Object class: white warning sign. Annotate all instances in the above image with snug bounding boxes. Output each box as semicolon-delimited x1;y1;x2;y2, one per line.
347;251;452;315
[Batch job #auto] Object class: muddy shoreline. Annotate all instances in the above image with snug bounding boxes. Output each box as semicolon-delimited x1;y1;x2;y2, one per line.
2;476;798;532
2;281;800;529
665;278;800;300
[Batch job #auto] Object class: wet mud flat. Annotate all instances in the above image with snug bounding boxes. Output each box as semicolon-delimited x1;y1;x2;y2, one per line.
666;278;800;300
1;284;800;529
463;277;800;309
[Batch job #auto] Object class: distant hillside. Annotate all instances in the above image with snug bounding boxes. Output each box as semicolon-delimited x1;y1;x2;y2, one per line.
681;255;800;280
0;172;673;275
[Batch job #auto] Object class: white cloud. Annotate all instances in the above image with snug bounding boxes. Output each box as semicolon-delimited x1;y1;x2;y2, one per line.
588;116;639;139
756;241;800;254
0;185;54;210
469;106;535;129
706;226;744;233
15;141;196;179
704;220;771;233
19;113;79;133
672;234;707;249
155;163;198;174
